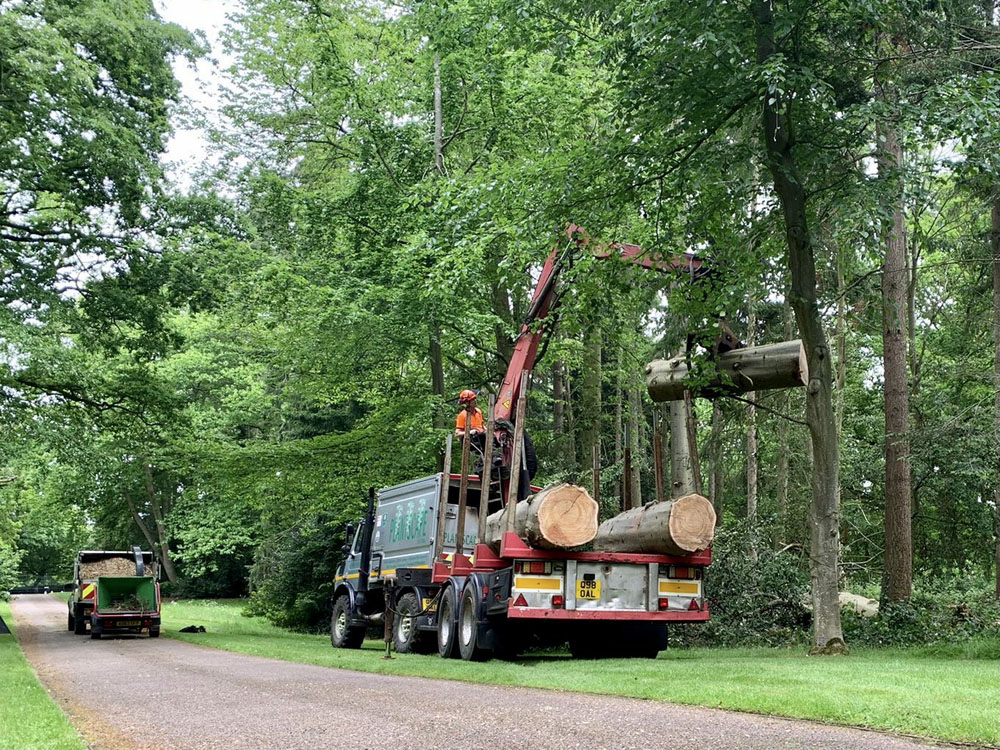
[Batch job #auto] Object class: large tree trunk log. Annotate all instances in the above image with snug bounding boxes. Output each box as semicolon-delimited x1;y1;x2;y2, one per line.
485;483;598;550
646;340;808;403
592;493;716;556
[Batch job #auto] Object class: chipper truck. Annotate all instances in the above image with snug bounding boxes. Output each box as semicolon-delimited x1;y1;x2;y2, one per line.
68;548;161;639
332;225;808;661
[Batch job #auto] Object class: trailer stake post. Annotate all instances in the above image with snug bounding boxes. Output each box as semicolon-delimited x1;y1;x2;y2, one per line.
477;395;496;544
434;434;453;561
455;410;473;557
506;374;529;533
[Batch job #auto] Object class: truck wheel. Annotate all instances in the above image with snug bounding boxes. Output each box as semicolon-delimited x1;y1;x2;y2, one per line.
73;606;87;635
458;583;491;662
436;586;459;659
331;594;364;649
393;593;433;654
67;611;74;631
149;627;161;638
89;615;102;640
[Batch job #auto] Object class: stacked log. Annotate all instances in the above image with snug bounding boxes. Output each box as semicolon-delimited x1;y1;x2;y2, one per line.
484;483;598;551
646;340;808;402
592;493;716;556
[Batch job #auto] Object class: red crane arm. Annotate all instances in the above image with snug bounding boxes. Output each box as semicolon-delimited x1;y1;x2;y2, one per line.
492;225;706;423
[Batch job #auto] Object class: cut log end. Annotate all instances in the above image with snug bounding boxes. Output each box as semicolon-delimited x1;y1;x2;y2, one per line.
667;493;717;553
536;485;599;547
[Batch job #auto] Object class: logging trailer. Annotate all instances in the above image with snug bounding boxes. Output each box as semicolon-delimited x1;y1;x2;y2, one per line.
332;225;806;660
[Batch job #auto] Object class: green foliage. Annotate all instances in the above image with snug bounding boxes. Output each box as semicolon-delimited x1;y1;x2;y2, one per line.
243;515;348;632
843;570;1000;648
678;522;811;647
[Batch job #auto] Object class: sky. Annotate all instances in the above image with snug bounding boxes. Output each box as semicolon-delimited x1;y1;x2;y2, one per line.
154;0;239;188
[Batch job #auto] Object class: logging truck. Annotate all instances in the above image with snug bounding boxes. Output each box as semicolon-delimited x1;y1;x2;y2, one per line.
331;225;806;660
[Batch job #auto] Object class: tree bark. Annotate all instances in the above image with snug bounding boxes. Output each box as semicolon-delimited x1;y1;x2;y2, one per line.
142;463;177;584
877;117;913;603
485;483;598;550
752;0;846;653
670;399;696;497
775;302;793;550
592;493;716;555
992;198;1000;599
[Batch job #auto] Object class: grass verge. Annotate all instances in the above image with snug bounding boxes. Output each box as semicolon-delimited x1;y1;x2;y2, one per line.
0;599;85;750
163;599;999;746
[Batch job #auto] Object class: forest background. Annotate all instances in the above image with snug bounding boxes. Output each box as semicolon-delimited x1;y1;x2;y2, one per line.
2;0;999;652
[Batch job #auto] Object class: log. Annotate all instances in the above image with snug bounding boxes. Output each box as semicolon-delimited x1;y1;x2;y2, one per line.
645;339;808;402
592;493;716;556
485;483;598;550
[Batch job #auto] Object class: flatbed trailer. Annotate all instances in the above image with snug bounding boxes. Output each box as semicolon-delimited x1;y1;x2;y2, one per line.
332;473;710;660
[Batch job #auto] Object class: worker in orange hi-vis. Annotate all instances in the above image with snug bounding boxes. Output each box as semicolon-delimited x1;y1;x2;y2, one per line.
454;389;485;439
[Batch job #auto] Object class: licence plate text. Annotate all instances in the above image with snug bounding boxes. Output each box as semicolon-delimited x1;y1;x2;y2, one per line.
576;579;601;600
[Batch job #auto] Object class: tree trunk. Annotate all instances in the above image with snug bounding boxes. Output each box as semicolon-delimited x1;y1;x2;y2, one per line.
579;326;602;473
592;493;716;555
615;384;624;507
877;117;913;603
753;0;846;654
433;53;445;175
629;387;643;509
142;463;177;584
430;320;446;430
670;399;696;497
485;483;598;550
992;198;1000;599
646;340;808;402
775;302;793;550
708;401;725;527
835;252;847;442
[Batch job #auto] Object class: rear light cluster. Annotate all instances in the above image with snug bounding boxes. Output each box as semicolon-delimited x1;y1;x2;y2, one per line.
660;565;702;580
514;561;552;574
551;595;564;608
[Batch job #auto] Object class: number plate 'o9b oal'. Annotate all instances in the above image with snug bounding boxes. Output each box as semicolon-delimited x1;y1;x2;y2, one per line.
576;579;601;600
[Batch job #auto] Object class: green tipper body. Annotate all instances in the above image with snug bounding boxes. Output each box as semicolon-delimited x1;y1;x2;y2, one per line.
96;576;158;614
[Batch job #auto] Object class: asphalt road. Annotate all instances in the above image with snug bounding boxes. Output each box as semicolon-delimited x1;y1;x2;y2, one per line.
11;594;950;750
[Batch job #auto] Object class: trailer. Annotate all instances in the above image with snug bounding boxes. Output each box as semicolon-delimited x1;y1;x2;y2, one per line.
332;473;709;660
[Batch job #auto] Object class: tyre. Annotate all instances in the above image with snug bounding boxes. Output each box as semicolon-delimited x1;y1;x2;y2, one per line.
73;606;87;635
458;583;491;661
89;615;102;640
331;594;365;649
149;627;160;638
67;611;74;631
393;593;433;654
437;586;459;658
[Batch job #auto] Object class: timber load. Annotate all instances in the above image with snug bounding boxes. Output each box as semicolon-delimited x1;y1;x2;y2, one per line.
484;482;598;551
592;493;716;556
646;340;808;402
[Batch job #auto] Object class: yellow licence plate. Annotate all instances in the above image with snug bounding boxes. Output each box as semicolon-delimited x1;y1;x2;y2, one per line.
117;620;141;627
576;579;601;600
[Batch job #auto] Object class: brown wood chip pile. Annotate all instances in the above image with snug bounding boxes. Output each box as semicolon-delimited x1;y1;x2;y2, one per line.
80;558;153;578
104;594;153;613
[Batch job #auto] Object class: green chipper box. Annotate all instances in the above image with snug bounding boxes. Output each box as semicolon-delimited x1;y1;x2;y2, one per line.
69;547;161;639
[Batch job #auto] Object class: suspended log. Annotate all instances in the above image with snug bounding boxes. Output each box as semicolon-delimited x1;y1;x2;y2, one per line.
592;493;716;556
646;339;808;403
485;483;598;551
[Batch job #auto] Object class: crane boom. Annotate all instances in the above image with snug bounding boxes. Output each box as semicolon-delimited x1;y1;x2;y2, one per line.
493;224;707;423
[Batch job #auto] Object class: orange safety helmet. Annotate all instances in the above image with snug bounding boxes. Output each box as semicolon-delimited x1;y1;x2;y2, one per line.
458;389;478;404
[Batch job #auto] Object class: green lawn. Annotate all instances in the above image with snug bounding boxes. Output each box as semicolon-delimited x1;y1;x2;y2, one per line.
163;599;1000;746
0;599;85;750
